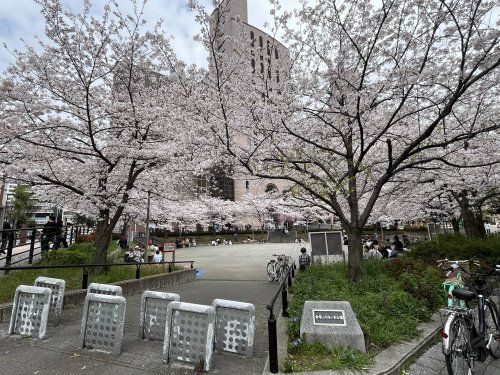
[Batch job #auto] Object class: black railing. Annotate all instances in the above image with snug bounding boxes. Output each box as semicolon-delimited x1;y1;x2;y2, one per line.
0;225;93;270
0;260;195;289
266;260;296;374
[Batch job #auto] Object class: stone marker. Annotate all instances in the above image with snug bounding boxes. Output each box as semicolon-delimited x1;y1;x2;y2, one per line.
300;301;365;353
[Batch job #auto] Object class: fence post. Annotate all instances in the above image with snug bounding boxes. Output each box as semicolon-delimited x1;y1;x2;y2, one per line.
28;228;36;264
281;285;289;317
190;261;193;268
291;264;295;278
86;226;90;234
168;262;172;273
69;226;74;245
287;271;292;287
135;264;141;279
82;267;89;289
267;306;279;373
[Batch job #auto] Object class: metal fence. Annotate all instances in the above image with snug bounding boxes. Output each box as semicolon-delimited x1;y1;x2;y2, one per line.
0;225;93;269
266;260;296;374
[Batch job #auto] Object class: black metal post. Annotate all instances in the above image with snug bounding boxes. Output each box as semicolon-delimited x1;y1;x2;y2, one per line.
28;228;36;264
281;285;289;317
287;271;292;287
267;307;279;373
190;261;194;268
291;264;295;278
69;226;74;245
168;263;172;273
135;264;141;279
86;226;90;234
82;267;89;289
64;226;68;247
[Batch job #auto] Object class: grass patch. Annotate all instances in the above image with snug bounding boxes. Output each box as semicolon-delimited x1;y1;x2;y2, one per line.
0;241;167;304
283;342;373;373
284;259;442;372
407;234;500;265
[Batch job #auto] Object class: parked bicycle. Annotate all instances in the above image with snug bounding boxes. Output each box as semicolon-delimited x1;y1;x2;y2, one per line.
267;254;290;283
441;260;500;375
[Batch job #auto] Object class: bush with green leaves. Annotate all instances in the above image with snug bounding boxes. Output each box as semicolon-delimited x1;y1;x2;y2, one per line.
407;234;500;265
285;259;442;372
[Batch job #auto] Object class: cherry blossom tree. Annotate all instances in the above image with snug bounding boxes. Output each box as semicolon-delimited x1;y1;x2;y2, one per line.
191;0;500;281
0;0;200;265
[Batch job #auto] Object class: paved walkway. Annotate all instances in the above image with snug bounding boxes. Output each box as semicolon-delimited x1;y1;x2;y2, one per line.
0;243;300;375
408;342;500;375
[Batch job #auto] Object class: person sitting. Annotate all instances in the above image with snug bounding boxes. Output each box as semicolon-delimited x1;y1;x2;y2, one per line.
393;235;404;255
299;247;311;271
153;250;162;263
368;244;382;259
191;238;197;247
124;251;132;263
363;245;371;260
211;240;217;246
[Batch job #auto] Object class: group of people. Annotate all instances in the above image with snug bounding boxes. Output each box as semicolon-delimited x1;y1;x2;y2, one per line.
362;235;405;260
121;236;166;264
41;216;69;253
175;237;197;248
211;238;232;246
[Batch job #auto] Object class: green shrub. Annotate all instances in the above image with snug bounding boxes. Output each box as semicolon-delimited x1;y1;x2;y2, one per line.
39;249;91;265
285;259;442;371
407;234;500;265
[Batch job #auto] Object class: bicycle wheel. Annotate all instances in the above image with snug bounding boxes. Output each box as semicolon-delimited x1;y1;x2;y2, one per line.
278;265;289;284
267;262;276;282
445;317;474;375
485;300;500;359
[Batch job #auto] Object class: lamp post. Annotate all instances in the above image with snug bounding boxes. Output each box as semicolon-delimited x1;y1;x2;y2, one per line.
144;191;151;262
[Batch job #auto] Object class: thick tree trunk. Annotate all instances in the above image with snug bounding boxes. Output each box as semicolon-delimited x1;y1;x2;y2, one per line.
461;207;486;239
93;209;122;267
346;227;364;283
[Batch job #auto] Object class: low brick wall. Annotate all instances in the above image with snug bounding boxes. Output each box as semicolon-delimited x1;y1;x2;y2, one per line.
0;268;196;323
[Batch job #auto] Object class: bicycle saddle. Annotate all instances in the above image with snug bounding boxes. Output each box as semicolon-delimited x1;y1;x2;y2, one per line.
452;288;476;301
269;259;276;262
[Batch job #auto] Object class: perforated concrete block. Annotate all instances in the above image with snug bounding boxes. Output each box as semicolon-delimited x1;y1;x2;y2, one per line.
139;291;180;340
9;285;52;339
212;299;255;358
34;276;65;324
87;283;122;296
80;293;126;355
163;302;215;371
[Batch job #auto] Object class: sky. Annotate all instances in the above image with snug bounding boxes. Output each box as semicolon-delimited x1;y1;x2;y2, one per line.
0;0;302;74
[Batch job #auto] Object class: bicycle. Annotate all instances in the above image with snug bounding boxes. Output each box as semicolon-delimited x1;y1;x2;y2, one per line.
267;254;290;283
441;260;500;374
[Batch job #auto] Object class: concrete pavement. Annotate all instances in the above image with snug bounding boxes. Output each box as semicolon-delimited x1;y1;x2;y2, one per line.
0;243;300;374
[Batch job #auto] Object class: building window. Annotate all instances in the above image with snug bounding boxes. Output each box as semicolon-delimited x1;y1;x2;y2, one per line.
276;70;280;83
267;40;271;56
245;181;249;189
250;31;254;46
275;49;278;59
251;59;255;73
268;68;271;79
265;184;278;194
260;62;264;74
259;36;263;48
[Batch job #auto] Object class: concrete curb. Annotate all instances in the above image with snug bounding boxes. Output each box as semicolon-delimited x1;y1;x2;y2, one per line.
263;312;443;375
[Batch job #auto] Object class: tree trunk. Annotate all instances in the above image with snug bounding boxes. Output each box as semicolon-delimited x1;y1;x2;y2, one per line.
346;227;364;283
450;217;460;234
461;205;486;239
94;220;114;266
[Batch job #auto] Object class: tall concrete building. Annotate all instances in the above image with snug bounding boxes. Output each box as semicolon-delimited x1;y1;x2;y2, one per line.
209;0;290;208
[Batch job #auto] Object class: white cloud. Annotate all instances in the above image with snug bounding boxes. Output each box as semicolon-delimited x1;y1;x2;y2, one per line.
0;0;304;74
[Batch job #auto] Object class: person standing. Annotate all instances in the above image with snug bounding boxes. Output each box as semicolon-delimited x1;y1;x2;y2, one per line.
298;247;311;271
1;221;11;254
118;235;128;250
41;216;57;254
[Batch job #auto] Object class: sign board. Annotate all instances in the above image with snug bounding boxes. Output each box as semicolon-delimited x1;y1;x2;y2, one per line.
313;309;346;326
309;231;344;262
163;242;176;253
